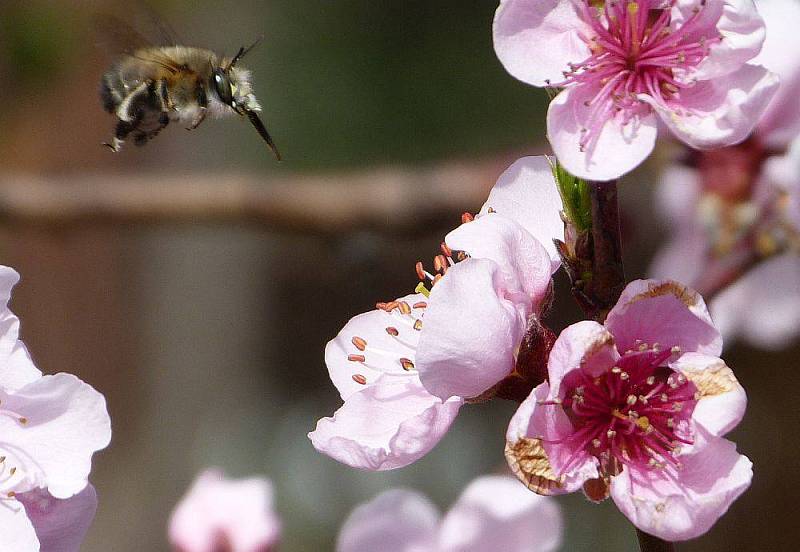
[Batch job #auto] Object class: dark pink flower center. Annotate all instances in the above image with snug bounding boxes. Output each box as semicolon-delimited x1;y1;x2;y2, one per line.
560;346;698;476
560;0;721;150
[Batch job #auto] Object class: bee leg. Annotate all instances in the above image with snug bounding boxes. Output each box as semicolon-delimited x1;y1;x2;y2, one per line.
186;79;209;131
186;108;207;131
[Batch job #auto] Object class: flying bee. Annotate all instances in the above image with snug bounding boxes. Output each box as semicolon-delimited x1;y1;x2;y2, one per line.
98;15;281;159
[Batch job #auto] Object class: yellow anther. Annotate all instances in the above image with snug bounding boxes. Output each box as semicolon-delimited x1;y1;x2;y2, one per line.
415;282;431;298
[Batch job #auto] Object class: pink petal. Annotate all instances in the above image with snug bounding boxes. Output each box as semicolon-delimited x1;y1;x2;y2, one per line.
0;267;41;391
672;353;746;436
648;230;708;289
416;259;527;400
646;64;779;150
438;475;563;552
325;294;426;400
493;0;590;87
309;378;462;471
478;156;565;270
605;279;723;357
751;0;800;145
19;485;97;552
710;254;800;350
0;497;39;551
337;489;439;552
690;0;766;80
169;470;281;552
610;430;752;541
654;166;701;227
445;214;553;303
548;86;659;180
547;321;618;395
0;373;112;499
507;383;599;494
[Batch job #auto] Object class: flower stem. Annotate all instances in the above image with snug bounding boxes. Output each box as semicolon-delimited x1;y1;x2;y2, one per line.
586;180;626;322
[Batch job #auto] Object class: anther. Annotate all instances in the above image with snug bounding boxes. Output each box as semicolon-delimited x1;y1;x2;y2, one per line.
646;376;655;385
627;394;637;405
351;337;367;351
412;302;427;309
415;262;426;281
440;242;453;257
413;320;423;331
386;327;399;336
400;358;415;371
461;212;474;224
347;354;366;362
352;374;367;385
398;302;412;315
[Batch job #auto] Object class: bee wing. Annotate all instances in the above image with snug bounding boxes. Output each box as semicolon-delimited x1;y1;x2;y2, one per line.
93;13;185;73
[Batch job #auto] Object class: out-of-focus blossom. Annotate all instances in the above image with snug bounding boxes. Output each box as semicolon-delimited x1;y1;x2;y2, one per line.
336;475;562;552
169;470;281;552
651;0;800;349
494;0;778;180
506;279;751;541
0;266;111;551
310;157;564;470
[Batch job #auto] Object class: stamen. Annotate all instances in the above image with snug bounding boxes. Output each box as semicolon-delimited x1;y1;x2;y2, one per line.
351;337;367;351
352;374;367;385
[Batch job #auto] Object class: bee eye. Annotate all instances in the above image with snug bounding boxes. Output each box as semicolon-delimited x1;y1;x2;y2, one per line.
212;69;233;105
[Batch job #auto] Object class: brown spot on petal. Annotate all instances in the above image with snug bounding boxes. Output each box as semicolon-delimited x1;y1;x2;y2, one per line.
505;437;564;495
631;281;698;308
582;477;610;503
683;359;738;398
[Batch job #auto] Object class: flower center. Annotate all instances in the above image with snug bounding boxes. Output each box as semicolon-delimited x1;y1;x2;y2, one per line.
560;345;698;476
560;0;720;151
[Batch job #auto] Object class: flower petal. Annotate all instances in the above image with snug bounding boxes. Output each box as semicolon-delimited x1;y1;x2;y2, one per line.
0;267;41;391
506;383;598;495
336;489;439;552
478;156;565;269
0;497;39;551
445;214;553;303
169;470;281;552
690;0;766;80
606;279;723;357
19;485;97;552
438;475;563;552
548;86;659;180
646;64;779;150
416;259;527;400
325;294;426;400
309;378;462;471
547;320;618;395
710;254;800;350
673;353;746;436
0;373;112;498
610;430;752;541
493;0;590;87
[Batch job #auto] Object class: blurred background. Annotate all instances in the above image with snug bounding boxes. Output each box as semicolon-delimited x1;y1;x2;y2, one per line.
0;0;795;550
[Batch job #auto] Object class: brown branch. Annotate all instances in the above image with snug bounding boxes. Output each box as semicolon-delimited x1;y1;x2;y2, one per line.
0;159;509;234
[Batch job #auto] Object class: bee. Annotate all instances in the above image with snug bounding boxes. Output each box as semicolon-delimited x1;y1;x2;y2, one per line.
98;15;281;159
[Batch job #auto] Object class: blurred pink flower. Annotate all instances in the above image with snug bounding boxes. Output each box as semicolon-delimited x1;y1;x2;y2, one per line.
494;0;779;180
651;0;800;349
0;266;111;551
506;279;751;541
337;475;562;552
310;157;564;470
169;470;281;552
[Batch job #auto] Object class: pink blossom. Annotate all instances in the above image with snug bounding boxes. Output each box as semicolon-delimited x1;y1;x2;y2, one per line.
169;470;281;552
336;475;562;552
310;157;563;470
494;0;779;180
506;279;751;541
0;266;111;551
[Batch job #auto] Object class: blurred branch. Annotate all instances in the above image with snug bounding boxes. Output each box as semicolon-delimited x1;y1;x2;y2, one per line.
0;159;509;234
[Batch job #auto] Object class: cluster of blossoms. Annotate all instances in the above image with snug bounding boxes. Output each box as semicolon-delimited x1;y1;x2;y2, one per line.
311;154;753;541
0;266;111;551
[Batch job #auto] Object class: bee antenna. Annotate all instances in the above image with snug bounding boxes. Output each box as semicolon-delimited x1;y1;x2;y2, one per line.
226;35;264;70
